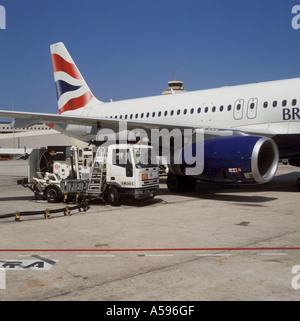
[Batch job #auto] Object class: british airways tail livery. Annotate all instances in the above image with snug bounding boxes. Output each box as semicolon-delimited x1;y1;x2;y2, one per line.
50;42;101;114
1;42;300;191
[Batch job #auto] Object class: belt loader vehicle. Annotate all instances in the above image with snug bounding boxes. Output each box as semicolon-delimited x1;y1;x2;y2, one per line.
20;144;159;206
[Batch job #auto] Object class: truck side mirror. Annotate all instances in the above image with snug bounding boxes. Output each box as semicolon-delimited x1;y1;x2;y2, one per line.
126;162;133;177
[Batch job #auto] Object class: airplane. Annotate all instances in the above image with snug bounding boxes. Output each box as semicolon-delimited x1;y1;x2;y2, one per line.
0;148;32;160
0;42;300;192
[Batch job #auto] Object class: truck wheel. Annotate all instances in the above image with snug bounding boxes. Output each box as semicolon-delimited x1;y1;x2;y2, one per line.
44;185;62;203
109;187;120;207
166;174;182;192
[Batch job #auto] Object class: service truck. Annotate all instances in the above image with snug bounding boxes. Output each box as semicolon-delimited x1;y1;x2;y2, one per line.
21;144;159;206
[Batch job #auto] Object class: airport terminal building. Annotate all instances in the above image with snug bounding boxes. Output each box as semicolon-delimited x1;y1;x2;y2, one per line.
0;122;53;134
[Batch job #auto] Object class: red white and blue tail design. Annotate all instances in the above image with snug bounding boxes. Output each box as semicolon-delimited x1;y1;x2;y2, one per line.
50;42;101;114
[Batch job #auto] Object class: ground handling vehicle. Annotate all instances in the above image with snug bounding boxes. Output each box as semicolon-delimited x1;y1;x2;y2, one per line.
19;144;159;206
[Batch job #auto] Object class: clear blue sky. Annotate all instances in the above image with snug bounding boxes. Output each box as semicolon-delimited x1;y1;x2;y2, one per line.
0;0;300;115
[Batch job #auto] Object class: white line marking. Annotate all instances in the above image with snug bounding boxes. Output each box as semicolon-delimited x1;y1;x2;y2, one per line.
76;255;94;257
196;254;231;257
94;255;115;257
76;255;115;258
144;254;174;257
256;253;288;256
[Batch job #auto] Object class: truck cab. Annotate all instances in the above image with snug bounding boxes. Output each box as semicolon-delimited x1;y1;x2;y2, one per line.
105;144;159;204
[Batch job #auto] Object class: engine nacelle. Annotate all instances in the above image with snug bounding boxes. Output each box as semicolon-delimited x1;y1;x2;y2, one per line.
169;135;279;185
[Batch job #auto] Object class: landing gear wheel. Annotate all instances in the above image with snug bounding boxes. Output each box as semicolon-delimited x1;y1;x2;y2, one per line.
167;174;197;192
108;187;120;207
44;185;62;203
184;176;198;191
167;174;182;192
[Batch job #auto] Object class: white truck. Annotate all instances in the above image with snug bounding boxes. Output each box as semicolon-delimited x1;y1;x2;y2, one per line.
21;144;159;206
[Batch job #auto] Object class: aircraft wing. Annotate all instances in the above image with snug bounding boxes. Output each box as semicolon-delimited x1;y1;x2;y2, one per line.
0;110;276;139
0;110;97;127
0;110;201;132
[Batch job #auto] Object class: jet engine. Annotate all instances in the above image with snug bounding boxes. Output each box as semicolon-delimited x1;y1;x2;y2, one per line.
167;135;279;191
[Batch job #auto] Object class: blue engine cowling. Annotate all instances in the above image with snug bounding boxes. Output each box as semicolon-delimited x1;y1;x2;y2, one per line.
171;135;279;184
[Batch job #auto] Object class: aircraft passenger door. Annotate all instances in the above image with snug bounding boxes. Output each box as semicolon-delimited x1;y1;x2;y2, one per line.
233;99;244;120
247;98;258;119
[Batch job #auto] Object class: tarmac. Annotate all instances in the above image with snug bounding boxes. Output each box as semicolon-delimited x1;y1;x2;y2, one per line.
1;160;300;301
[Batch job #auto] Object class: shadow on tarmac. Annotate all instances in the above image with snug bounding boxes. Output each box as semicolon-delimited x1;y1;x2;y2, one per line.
1;168;299;208
156;169;300;205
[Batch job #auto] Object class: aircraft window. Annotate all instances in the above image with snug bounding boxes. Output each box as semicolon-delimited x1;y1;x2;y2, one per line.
273;101;277;107
141;113;144;118
263;102;268;108
220;105;224;112
152;112;155;117
171;110;174;116
184;109;187;115
146;112;149;118
204;107;209;113
177;109;181;115
158;111;162;117
227;105;232;111
197;108;201;113
125;115;128;120
212;106;216;112
236;104;241;111
164;111;168;116
135;114;138;119
292;99;297;106
115;116;118;119
190;108;194;114
130;114;133;119
120;115;123;119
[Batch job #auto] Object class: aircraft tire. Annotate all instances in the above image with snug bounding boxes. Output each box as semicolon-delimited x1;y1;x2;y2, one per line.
167;174;182;192
167;174;197;192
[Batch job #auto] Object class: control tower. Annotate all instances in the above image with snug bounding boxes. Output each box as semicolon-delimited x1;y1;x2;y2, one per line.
162;80;187;95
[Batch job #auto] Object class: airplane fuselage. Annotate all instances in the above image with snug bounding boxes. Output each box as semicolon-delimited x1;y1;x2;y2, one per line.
56;77;300;159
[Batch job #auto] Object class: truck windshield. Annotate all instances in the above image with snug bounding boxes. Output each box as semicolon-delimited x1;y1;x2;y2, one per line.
133;148;157;168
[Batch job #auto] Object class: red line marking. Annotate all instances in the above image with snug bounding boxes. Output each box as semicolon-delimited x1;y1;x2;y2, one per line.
0;247;300;252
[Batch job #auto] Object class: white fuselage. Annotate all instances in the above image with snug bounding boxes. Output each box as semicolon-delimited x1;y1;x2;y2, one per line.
54;77;300;158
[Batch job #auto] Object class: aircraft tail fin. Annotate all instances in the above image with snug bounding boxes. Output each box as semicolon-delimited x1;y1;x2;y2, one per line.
50;42;101;114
